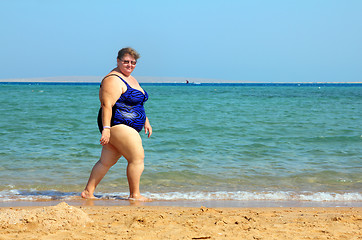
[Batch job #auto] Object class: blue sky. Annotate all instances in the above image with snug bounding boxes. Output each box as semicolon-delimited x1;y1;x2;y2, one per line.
1;0;361;82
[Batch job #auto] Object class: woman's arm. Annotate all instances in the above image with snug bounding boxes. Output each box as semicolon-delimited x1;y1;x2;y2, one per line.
99;76;124;145
144;116;152;138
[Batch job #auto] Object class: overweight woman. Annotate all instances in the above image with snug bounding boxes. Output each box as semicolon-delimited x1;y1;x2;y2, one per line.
81;47;152;201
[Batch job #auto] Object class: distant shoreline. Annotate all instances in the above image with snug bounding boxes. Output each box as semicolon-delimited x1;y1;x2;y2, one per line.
0;76;361;84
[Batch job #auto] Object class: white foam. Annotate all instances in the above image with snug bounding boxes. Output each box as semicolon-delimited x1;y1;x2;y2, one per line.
0;189;361;202
0;189;73;202
144;191;362;202
99;191;362;202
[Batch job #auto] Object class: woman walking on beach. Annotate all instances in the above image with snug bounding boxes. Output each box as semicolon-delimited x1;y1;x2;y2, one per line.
81;47;152;201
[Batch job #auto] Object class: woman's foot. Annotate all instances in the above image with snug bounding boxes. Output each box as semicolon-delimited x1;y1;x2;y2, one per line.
81;190;97;199
128;194;152;202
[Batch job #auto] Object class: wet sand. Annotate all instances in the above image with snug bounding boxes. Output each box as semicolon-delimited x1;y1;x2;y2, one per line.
0;202;361;240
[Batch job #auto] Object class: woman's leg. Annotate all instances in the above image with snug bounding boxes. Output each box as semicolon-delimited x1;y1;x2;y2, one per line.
81;143;121;199
110;124;150;201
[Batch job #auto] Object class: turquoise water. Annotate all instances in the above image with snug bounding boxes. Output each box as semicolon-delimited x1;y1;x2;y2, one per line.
0;83;361;203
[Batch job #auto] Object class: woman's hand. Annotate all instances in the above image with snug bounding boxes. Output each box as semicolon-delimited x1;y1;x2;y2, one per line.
100;129;111;145
144;118;152;138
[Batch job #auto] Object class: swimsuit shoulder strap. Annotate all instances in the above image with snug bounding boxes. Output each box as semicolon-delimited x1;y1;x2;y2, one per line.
101;74;130;87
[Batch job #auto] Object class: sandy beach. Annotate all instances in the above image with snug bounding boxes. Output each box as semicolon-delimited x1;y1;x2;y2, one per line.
0;202;361;240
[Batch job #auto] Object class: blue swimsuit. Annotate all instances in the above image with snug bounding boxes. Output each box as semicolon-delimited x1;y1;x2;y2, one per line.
98;74;148;133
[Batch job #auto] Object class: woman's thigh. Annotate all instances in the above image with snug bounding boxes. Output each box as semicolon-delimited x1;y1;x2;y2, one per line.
109;124;144;162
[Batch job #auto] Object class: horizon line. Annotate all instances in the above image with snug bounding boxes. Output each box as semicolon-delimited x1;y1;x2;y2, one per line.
0;76;361;84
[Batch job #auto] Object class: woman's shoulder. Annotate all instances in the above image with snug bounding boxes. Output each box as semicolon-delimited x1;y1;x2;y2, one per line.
102;70;122;82
103;70;120;80
100;72;127;93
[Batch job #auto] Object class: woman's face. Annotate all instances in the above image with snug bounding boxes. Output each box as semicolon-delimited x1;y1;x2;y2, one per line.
117;54;137;76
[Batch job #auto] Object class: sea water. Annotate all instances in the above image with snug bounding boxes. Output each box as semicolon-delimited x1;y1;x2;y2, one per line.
0;83;361;204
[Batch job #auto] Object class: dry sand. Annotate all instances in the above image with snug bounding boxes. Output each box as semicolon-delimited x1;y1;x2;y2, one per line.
0;202;361;240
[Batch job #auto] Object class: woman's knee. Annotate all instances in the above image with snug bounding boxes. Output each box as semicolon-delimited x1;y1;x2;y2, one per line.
99;144;121;167
98;158;118;169
127;156;144;166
